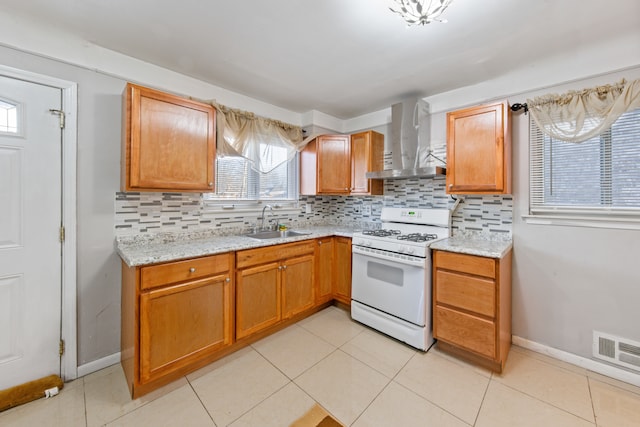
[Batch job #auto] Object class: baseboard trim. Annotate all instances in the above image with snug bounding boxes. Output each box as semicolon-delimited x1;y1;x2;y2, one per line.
76;341;640;388
512;336;640;388
77;352;121;378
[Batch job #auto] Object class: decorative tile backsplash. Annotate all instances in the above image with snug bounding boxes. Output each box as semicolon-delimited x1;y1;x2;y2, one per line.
115;175;512;238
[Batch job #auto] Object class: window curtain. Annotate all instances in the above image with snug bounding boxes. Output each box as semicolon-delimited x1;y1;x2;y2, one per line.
210;102;306;173
527;78;640;143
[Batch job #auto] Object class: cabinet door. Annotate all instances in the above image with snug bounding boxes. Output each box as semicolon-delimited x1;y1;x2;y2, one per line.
124;83;216;192
350;131;383;195
235;262;281;339
317;135;351;194
315;238;334;304
333;237;352;304
282;254;315;319
446;101;510;194
139;275;231;384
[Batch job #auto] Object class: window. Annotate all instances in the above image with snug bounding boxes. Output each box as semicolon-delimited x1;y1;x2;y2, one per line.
208;144;298;201
0;99;19;134
530;108;640;218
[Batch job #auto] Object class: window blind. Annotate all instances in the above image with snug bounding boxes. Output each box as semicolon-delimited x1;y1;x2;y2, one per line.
530;108;640;216
207;152;298;201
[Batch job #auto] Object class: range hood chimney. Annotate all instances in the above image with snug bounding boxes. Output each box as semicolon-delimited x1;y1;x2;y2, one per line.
366;98;445;179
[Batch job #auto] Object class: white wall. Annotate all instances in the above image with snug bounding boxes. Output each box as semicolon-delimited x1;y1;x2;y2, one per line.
509;68;640;357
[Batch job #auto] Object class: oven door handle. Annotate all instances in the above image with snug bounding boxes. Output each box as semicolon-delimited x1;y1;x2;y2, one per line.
352;246;426;268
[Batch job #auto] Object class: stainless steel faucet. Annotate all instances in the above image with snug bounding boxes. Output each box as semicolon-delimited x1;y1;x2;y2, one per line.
260;204;274;230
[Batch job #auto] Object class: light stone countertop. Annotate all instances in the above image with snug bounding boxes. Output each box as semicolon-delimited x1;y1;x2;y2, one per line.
116;225;358;267
430;237;513;259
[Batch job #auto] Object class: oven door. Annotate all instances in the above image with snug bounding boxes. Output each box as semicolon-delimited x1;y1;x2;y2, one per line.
351;246;429;326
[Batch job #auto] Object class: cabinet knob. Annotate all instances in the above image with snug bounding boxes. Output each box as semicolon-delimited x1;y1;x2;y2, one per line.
318;241;322;245
448;184;453;188
278;266;283;270
283;265;287;270
225;277;230;282
208;182;214;187
189;267;196;273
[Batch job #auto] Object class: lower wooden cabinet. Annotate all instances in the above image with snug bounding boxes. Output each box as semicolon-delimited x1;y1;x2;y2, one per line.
235;241;315;339
121;253;233;398
433;249;512;372
122;236;352;398
139;275;231;383
315;238;335;304
315;236;352;306
333;237;352;305
281;254;315;318
235;262;281;340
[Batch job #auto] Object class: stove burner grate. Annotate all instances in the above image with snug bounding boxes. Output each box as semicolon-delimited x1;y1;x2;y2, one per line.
363;229;401;237
396;233;439;242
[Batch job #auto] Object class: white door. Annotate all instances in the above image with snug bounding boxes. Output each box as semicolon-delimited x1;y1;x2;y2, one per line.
0;75;63;389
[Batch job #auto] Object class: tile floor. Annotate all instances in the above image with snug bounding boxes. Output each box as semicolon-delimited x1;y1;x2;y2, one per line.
2;306;640;426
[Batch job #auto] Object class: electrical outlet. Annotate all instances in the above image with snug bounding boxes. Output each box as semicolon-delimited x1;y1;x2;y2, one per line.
305;204;313;214
362;204;371;215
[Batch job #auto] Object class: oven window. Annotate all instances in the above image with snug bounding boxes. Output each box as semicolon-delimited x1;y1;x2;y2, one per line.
367;261;404;286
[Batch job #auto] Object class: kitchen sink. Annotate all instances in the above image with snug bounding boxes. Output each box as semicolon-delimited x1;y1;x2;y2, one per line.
245;230;310;240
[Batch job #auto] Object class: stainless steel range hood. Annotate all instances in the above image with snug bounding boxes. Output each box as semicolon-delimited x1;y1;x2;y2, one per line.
366;98;446;180
366;165;445;179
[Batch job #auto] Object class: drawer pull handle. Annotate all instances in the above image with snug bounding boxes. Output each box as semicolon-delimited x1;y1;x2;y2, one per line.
189;267;196;273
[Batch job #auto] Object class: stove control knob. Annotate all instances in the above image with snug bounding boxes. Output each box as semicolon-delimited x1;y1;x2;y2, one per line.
405;247;415;255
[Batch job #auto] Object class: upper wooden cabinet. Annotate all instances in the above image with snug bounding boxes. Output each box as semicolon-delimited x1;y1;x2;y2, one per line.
300;134;351;195
350;131;384;195
446;100;511;194
122;83;216;192
300;132;383;196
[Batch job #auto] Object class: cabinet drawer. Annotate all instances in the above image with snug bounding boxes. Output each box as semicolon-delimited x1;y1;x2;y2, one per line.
435;306;496;359
141;253;231;290
435;270;495;317
434;251;495;278
236;241;314;269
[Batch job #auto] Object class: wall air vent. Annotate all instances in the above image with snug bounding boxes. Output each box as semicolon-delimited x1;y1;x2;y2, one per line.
593;331;640;372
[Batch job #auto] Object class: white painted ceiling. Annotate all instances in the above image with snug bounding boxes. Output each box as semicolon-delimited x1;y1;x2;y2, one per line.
4;0;640;118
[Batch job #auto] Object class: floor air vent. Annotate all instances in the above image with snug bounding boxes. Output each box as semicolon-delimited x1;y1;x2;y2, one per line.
593;331;640;372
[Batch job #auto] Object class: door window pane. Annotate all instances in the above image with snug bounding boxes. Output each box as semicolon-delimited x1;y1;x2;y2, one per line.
0;99;19;134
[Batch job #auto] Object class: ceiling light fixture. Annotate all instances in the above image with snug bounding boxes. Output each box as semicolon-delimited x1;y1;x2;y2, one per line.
389;0;454;26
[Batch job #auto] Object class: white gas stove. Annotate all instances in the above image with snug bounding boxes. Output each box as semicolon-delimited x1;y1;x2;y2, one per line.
351;207;451;350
